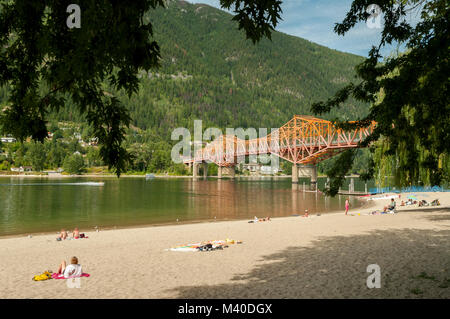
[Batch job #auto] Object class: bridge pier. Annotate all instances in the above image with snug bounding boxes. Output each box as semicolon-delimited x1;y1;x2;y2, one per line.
193;162;199;178
298;164;317;190
311;165;317;191
217;166;235;179
292;165;298;183
230;167;235;179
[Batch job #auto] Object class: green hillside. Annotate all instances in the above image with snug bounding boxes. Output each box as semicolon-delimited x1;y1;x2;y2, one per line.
50;0;366;134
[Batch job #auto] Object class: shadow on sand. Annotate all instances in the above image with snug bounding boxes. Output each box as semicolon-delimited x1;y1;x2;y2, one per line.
171;221;450;299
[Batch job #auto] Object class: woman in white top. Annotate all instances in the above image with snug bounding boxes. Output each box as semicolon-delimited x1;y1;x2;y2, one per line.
57;256;83;278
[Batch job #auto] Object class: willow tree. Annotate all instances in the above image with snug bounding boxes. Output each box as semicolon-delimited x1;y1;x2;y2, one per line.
312;0;449;195
0;0;282;176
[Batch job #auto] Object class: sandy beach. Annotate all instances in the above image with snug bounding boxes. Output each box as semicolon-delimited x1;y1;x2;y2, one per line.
0;191;449;299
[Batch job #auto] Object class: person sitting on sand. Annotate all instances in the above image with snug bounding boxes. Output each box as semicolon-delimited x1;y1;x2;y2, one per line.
57;229;68;240
419;199;429;207
384;198;396;212
302;209;309;217
57;256;82;278
72;227;80;239
431;199;440;206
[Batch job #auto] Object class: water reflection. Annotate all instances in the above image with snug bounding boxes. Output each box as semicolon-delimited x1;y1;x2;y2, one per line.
0;177;364;236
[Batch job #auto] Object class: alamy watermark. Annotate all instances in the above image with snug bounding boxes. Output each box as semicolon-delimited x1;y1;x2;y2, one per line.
171;120;280;170
66;4;81;29
367;264;381;288
66;277;81;288
366;4;382;29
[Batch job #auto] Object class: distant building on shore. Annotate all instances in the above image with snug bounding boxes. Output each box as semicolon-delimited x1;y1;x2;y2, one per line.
10;166;33;172
1;137;16;143
242;163;281;175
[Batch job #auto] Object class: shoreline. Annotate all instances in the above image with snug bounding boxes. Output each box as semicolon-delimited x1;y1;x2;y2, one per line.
0;172;355;179
0;194;373;239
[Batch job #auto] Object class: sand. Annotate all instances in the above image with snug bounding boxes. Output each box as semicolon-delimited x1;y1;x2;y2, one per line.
0;192;449;299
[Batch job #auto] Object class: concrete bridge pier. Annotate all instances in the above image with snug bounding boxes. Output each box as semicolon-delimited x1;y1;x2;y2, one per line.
298;164;318;190
227;166;236;179
193;162;199;178
310;165;318;191
292;165;299;184
217;166;235;179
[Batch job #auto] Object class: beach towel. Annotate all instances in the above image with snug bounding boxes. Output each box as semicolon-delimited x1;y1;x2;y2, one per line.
168;239;242;252
51;273;90;279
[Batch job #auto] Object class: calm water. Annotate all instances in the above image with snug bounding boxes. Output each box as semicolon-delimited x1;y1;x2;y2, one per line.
0;176;367;236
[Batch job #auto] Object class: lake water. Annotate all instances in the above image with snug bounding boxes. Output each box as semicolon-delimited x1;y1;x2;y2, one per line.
0;176;369;236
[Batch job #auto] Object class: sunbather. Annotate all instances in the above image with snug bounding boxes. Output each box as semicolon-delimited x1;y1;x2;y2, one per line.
57;229;68;240
57;256;82;278
72;227;80;239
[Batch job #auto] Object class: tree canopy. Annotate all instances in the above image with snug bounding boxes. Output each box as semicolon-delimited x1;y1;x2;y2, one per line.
312;0;449;195
0;0;282;176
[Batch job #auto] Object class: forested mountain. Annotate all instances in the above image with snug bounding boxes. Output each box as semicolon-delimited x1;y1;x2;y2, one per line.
52;0;366;135
0;0;369;174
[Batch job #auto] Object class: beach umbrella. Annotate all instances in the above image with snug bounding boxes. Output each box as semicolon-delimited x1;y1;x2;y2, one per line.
407;195;417;200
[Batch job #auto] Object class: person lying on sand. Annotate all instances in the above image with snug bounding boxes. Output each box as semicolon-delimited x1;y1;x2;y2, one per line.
57;229;68;241
250;216;271;223
57;256;82;278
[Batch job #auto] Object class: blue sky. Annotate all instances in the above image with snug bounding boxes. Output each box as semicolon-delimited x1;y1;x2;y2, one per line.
187;0;418;57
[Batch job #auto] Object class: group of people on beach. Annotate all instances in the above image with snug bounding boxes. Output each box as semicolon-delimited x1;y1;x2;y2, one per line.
344;197;398;215
53;227;84;278
57;227;83;240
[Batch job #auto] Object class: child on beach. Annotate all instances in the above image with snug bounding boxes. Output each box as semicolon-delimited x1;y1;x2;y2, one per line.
345;199;350;215
57;256;82;278
72;227;80;239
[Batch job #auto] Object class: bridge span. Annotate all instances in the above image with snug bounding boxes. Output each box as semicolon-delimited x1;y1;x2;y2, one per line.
183;115;375;186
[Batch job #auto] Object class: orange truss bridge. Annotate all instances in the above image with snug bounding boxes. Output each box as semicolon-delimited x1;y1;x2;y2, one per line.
183;115;376;168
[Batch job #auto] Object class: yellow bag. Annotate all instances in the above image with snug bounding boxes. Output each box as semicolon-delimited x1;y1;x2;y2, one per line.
32;271;52;281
